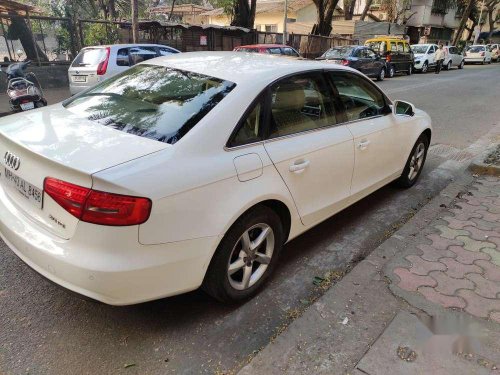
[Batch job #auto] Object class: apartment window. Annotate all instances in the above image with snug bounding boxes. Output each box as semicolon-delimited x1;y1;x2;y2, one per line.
265;24;278;32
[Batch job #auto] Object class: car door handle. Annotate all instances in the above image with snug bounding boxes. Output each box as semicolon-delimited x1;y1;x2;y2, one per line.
357;140;370;150
289;160;310;173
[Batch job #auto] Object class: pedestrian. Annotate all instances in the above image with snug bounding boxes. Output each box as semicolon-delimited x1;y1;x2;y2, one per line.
435;44;445;74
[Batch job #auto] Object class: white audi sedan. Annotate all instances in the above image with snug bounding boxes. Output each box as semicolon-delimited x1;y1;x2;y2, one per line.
0;52;431;305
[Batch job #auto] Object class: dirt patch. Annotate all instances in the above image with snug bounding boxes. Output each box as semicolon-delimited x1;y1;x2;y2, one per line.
484;145;500;165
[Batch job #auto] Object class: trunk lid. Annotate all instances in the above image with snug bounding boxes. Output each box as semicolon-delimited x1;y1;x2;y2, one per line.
0;104;168;239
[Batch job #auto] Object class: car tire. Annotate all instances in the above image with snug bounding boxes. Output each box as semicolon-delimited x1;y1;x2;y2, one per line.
482;59;485;65
395;134;429;188
488;59;491;64
445;61;452;70
388;64;395;78
407;64;412;75
421;61;428;73
377;67;385;81
202;205;284;303
458;60;464;69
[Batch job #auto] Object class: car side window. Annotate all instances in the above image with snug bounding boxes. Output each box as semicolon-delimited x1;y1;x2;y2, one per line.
365;49;376;58
283;47;296;56
268;73;337;139
116;48;130;66
158;47;176;56
328;72;387;122
230;100;263;147
128;46;158;65
269;48;282;54
354;49;364;57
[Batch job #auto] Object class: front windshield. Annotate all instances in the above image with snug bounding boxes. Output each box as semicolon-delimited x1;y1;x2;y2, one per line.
365;41;386;54
411;45;429;54
321;47;354;59
63;64;236;145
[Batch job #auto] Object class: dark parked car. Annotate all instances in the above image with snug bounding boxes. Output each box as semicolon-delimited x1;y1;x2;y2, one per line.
316;46;387;81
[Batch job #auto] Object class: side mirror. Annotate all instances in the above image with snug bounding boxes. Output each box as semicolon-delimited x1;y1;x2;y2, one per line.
393;100;415;117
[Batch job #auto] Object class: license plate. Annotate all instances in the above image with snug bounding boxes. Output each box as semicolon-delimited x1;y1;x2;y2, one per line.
20;102;34;111
2;167;43;209
72;75;87;83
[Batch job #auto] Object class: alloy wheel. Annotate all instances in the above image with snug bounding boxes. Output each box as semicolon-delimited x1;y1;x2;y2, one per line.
227;223;275;290
408;142;425;181
422;62;428;73
447;61;452;70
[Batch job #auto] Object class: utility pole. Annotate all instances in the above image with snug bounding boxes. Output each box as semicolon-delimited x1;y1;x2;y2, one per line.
283;0;288;45
131;0;139;43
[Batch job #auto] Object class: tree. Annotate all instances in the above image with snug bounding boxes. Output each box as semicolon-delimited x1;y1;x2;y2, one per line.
231;0;257;28
311;0;341;36
485;0;499;39
6;11;49;61
360;0;374;20
453;0;476;45
343;0;356;20
131;0;139;42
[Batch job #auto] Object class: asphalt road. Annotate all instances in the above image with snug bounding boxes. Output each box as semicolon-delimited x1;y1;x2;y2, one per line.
0;63;499;375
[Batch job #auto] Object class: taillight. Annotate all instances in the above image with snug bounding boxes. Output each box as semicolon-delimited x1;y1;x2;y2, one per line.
341;59;349;66
96;47;110;76
386;55;391;62
44;177;151;226
480;51;485;56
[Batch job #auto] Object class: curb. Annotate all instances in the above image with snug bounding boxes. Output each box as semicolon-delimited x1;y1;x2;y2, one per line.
237;173;474;375
468;143;500;176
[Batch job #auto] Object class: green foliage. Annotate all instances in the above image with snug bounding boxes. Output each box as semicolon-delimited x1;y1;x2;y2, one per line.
212;0;235;19
83;23;120;46
55;26;71;54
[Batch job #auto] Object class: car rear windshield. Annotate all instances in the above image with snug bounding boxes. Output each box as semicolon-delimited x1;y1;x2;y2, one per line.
63;64;236;144
365;41;387;54
468;46;485;52
321;47;354;59
71;48;107;67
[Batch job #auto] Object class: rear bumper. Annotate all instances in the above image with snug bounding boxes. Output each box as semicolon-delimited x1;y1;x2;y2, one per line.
68;83;89;95
464;57;485;63
0;185;219;305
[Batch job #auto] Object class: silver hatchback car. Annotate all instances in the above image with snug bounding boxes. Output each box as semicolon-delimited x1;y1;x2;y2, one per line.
68;44;180;95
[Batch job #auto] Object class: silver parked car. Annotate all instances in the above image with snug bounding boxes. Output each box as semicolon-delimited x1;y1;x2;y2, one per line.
68;44;180;95
443;45;465;70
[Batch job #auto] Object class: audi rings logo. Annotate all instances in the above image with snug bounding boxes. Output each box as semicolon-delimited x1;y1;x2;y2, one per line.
4;151;21;170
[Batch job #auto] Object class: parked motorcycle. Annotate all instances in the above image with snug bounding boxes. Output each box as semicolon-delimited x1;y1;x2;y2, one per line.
2;60;47;112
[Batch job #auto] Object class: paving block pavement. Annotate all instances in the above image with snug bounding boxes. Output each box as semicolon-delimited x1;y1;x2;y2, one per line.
386;176;500;323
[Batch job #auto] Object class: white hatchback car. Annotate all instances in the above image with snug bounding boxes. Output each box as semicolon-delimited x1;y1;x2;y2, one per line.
464;45;492;64
68;43;180;95
411;43;438;72
0;52;432;305
443;45;465;70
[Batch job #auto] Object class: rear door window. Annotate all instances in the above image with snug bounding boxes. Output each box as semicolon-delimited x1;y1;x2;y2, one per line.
268;48;283;54
267;72;337;138
71;48;107;68
116;48;130;66
63;65;236;145
128;46;159;65
158;47;178;56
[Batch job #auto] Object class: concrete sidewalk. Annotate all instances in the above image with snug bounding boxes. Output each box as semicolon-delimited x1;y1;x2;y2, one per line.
239;167;500;373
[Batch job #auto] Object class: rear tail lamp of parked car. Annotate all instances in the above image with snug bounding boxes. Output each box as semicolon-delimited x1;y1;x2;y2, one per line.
341;59;350;66
44;177;152;226
96;47;111;76
480;51;485;56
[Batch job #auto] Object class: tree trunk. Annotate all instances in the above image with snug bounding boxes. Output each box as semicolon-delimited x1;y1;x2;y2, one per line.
465;20;477;41
6;12;48;62
311;0;341;36
452;0;475;45
108;0;117;20
487;6;495;39
360;0;373;20
231;0;257;28
131;0;139;43
169;0;176;20
343;0;356;20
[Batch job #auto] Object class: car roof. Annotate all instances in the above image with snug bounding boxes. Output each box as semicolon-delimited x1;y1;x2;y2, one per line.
237;44;293;49
144;51;351;85
83;43;171;49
